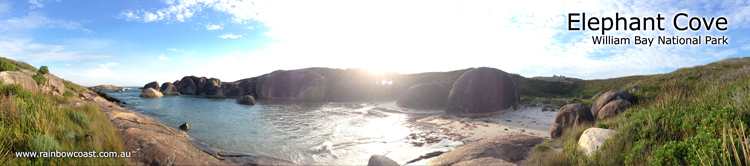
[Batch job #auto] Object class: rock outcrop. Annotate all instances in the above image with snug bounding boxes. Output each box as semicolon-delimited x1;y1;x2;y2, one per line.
42;73;65;96
179;122;189;130
632;84;640;91
445;67;519;117
222;83;245;98
201;78;221;95
591;90;635;118
91;85;119;90
255;69;328;101
159;82;180;95
597;99;631;120
452;157;515;166
202;82;224;99
396;81;453;109
0;71;41;93
236;95;256;105
367;155;399;166
554;103;594;128
428;135;545;166
578;128;617;156
140;88;164;98
177;76;198;95
143;81;160;90
115;88;125;92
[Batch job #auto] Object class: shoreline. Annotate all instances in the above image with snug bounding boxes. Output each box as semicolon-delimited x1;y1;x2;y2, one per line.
81;90;296;165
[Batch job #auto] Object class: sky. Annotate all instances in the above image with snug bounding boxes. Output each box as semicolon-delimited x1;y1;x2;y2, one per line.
1;0;749;86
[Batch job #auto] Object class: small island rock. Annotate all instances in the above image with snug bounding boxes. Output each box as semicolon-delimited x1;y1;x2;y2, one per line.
140;88;164;98
179;122;189;130
236;95;256;105
143;81;160;90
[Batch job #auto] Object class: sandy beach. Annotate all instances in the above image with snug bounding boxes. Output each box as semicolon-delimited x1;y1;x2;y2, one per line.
373;101;557;164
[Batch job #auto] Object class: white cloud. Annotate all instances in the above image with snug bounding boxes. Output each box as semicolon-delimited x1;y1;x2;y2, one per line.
0;38;110;63
742;44;750;50
219;34;241;39
65;63;70;66
28;0;42;9
0;0;10;14
159;54;170;60
1;12;91;32
246;26;253;29
191;51;195;54
206;24;222;30
98;62;119;67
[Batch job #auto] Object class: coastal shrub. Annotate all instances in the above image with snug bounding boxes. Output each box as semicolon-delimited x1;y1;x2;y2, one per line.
68;111;90;127
62;79;86;94
0;58;19;72
32;73;46;86
27;134;61;153
64;91;74;97
38;66;49;74
0;57;36;71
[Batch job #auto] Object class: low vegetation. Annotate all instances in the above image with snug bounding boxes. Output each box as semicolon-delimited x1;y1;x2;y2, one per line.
0;59;131;165
525;57;750;165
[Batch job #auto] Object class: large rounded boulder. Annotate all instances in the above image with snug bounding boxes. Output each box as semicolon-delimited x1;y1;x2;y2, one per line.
221;83;245;98
554;103;595;128
578;128;617;156
396;81;453;109
159;82;180;95
177;76;198;95
0;71;41;93
591;90;635;118
428;135;545;166
597;99;631;120
202;81;224;98
143;81;160;90
201;78;221;95
255;69;328;101
445;67;519;117
140;88;163;98
236;95;256;105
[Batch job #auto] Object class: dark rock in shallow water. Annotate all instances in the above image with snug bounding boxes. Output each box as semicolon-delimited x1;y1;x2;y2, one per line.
115;88;125;92
143;81;160;90
368;155;399;166
445;67;519;117
159;82;180;95
591;90;635;118
179;122;189;130
222;83;245;98
93;89;125;103
201;80;224;98
406;151;444;165
396;81;453;109
597;99;631;120
236;95;256;105
177;76;198;95
255;69;328;101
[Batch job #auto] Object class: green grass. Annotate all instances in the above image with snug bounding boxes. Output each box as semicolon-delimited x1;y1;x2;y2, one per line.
0;82;132;165
524;57;750;166
0;57;36;72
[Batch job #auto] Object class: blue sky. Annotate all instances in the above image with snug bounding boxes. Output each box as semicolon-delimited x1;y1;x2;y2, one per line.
1;0;749;86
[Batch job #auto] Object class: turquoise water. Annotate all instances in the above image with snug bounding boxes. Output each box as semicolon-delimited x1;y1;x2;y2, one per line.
105;88;454;165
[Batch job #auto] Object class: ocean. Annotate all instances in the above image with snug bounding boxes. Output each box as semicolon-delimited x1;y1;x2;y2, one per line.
104;88;458;165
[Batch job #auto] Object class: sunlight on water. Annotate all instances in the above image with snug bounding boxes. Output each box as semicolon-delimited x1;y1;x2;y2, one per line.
106;89;456;165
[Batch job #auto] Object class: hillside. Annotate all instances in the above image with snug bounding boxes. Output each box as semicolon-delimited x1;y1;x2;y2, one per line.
525;57;750;165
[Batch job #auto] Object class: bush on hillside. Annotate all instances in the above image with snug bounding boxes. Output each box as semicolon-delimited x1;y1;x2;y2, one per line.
0;59;20;72
32;73;46;86
38;66;49;74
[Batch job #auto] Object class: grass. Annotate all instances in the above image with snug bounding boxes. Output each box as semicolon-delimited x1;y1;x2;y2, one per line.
524;57;750;166
0;57;36;72
0;57;131;165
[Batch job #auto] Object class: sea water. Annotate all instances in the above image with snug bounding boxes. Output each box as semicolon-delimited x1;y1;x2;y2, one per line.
106;88;457;165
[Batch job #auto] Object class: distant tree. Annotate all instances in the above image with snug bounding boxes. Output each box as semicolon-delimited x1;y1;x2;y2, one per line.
39;66;49;74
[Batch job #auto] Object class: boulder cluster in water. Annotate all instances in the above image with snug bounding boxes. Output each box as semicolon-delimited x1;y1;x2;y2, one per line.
139;67;523;117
